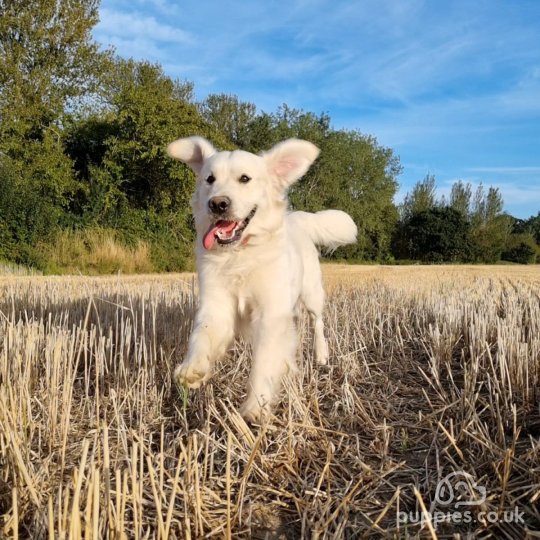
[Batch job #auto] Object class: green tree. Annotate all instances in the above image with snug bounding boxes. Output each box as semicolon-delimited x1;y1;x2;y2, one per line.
94;59;207;211
528;213;540;245
237;105;331;154
0;0;108;266
400;207;472;262
0;0;107;142
392;178;514;263
401;174;437;220
0;155;66;265
512;212;540;245
66;59;212;214
450;180;472;216
65;59;229;270
469;184;511;262
199;93;257;147
502;233;538;264
269;105;331;147
470;184;504;225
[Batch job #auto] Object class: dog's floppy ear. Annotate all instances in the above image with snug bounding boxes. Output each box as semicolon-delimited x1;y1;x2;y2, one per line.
167;136;216;175
264;139;320;189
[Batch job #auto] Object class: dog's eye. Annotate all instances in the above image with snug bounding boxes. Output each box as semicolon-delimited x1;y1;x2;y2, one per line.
206;174;216;184
239;174;251;184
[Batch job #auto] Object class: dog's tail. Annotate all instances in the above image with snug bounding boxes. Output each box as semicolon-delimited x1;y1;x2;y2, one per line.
288;210;357;251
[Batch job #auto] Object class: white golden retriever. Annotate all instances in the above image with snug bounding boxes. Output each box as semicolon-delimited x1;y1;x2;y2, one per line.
167;137;357;422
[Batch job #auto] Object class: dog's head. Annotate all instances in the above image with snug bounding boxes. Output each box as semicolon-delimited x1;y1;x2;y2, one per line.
167;137;319;250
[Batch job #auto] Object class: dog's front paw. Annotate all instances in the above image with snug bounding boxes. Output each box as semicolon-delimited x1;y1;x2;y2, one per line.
174;359;211;389
239;395;271;424
314;334;329;365
316;345;329;366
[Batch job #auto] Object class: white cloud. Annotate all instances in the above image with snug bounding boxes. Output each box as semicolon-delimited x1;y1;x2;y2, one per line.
97;35;164;60
96;8;193;45
494;183;540;206
138;0;181;16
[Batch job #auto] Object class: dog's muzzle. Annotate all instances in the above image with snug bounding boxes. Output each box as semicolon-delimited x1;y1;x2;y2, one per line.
202;206;257;250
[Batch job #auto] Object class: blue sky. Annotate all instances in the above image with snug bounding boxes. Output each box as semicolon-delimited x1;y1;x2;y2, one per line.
94;0;540;218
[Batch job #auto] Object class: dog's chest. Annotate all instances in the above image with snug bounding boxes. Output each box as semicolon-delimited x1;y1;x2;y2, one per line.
236;282;256;319
235;278;260;324
237;292;249;319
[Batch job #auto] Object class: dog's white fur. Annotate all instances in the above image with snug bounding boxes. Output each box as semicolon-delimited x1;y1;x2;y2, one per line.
167;137;357;422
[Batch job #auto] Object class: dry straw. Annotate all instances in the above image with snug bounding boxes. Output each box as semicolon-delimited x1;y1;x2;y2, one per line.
0;265;539;538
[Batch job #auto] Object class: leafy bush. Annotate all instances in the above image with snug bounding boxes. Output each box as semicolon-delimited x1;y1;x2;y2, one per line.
502;234;538;264
395;207;473;263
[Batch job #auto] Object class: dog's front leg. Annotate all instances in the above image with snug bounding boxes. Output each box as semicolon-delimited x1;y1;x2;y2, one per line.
174;288;235;389
240;312;297;422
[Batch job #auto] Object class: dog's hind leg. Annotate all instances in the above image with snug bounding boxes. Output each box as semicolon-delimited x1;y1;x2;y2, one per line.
301;280;329;366
174;289;235;389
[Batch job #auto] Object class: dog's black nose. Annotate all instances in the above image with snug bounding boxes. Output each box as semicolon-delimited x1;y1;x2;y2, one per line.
208;196;231;215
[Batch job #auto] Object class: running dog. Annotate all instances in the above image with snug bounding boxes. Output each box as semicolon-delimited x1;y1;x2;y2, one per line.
167;136;357;422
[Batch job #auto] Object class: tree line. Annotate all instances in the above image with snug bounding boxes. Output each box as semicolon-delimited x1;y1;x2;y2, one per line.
394;176;540;264
0;0;538;273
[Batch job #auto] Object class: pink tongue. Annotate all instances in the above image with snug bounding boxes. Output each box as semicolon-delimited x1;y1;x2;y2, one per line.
203;221;237;250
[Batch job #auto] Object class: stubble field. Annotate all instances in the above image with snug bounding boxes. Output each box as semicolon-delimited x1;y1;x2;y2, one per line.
0;265;539;538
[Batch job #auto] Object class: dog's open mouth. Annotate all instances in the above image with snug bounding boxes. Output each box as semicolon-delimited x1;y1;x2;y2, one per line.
203;206;257;250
